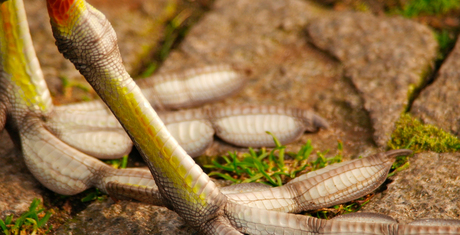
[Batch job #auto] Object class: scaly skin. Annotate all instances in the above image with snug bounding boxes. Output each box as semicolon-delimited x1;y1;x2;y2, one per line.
0;0;328;201
1;0;459;233
48;103;328;158
47;0;231;231
0;0;52;115
0;0;167;200
136;64;247;110
42;0;460;234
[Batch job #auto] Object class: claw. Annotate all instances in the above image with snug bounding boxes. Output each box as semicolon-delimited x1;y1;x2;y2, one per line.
384;148;413;158
311;112;329;130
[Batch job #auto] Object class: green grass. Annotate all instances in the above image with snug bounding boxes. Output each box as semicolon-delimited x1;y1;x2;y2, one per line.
309;194;373;219
80;155;130;202
76;156;130;203
139;9;192;78
435;29;457;60
59;76;91;93
104;155;129;170
80;189;107;203
204;132;416;218
398;0;460;17
354;1;370;12
57;76;93;101
205;132;343;187
0;199;53;235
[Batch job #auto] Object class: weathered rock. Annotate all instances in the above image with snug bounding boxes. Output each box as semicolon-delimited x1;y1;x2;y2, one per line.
2;0;457;234
23;0;178;103
307;12;438;147
1;0;179;221
55;200;195;235
1;0;185;231
411;36;460;136
361;152;460;223
0;131;44;218
159;0;377;158
55;179;230;234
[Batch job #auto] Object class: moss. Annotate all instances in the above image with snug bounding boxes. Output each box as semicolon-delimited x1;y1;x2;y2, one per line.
405;67;430;112
388;113;460;153
398;0;460;17
354;2;370;12
435;29;457;60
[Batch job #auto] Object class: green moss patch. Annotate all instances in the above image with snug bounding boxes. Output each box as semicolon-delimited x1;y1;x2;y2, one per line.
388;113;460;153
398;0;460;17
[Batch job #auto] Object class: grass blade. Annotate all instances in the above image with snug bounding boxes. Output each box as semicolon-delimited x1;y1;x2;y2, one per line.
0;219;9;235
208;172;239;183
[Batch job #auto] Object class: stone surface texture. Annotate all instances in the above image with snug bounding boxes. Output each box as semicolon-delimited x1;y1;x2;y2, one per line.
362;152;460;223
1;0;182;231
307;12;438;147
0;132;44;218
56;200;195;235
159;0;377;158
411;36;460;136
1;0;459;233
23;0;178;103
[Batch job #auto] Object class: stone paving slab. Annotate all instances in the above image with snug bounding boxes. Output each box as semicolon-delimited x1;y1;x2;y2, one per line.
23;0;178;103
0;132;44;218
307;12;438;148
1;0;458;233
0;0;178;212
411;36;460;136
362;152;460;223
159;0;377;158
0;0;179;227
55;200;195;235
50;1;449;232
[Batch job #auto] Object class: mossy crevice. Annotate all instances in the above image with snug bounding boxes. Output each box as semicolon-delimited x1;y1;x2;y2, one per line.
388;113;460;153
397;0;460;18
387;113;460;171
